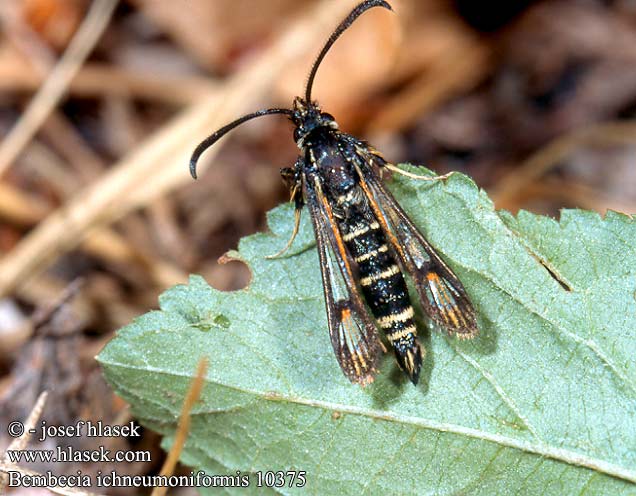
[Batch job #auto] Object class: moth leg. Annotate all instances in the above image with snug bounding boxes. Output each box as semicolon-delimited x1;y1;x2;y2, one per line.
384;163;454;182
266;204;302;259
351;138;453;182
266;165;304;259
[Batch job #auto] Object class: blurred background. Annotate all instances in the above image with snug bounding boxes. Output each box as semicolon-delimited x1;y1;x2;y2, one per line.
1;0;635;492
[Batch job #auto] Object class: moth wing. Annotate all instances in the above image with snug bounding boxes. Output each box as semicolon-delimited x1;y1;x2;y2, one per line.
357;165;478;338
304;173;381;385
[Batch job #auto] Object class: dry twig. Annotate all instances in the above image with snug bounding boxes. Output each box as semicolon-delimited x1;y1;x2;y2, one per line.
0;0;363;297
0;392;105;496
492;120;636;209
0;60;218;105
0;0;119;176
151;357;209;496
368;39;490;133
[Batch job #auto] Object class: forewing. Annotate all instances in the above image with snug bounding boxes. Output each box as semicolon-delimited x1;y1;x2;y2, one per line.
304;173;381;385
356;164;478;338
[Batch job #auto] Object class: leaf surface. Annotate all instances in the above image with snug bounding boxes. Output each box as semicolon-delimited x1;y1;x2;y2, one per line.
98;168;636;495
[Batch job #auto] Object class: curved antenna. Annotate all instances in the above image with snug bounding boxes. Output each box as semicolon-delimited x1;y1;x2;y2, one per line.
190;108;294;179
305;0;393;102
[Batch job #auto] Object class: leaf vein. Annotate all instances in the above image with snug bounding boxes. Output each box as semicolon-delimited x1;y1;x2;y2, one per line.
454;348;540;440
100;361;636;484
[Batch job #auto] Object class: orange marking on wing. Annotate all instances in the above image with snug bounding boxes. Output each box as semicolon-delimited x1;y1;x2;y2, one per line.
348;330;362;377
437;278;463;327
356;168;406;260
319;193;355;277
445;308;460;328
427;272;461;328
341;311;368;377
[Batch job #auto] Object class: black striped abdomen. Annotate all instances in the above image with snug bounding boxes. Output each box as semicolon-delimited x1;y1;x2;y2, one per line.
337;204;422;382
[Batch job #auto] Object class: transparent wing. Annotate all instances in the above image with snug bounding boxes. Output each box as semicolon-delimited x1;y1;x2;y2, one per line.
356;162;478;338
304;173;381;385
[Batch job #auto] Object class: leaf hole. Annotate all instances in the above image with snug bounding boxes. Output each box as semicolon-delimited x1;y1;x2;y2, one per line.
203;252;252;291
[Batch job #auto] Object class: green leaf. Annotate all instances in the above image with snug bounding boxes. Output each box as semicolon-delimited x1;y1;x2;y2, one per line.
98;167;636;495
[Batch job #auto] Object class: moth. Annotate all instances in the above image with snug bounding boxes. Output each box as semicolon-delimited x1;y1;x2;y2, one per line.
190;0;478;385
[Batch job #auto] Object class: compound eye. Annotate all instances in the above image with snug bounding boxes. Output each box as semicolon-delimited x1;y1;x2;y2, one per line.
321;112;335;122
293;127;304;143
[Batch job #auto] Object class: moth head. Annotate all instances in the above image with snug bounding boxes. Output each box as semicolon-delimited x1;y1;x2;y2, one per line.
291;97;339;148
189;1;392;179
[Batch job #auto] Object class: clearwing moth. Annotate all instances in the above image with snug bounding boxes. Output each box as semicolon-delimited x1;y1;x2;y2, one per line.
190;0;478;385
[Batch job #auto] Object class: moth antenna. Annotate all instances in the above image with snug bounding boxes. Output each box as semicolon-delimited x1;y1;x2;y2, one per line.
305;0;393;102
189;108;294;179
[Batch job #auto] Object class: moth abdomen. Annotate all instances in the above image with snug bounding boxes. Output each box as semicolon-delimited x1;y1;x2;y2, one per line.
338;205;422;383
